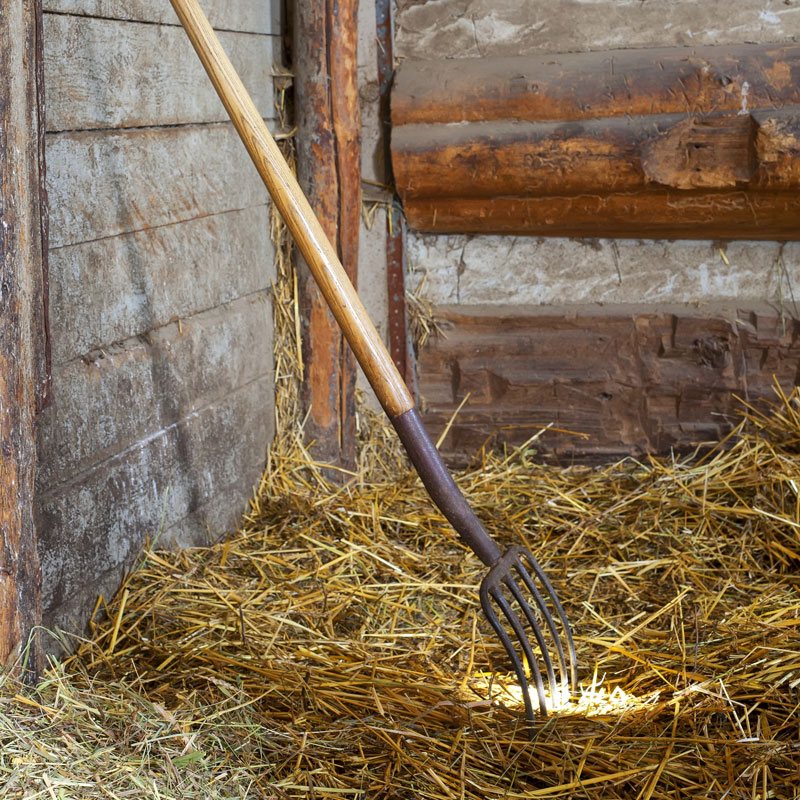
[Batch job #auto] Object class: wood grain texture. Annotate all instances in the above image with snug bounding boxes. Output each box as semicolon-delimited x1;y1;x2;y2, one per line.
48;206;273;365
392;45;800;126
394;111;800;199
42;0;279;34
38;375;273;638
170;0;413;418
46;123;268;248
44;13;276;131
294;0;362;470
391;45;800;239
37;293;272;488
418;304;800;464
0;0;45;671
403;192;800;240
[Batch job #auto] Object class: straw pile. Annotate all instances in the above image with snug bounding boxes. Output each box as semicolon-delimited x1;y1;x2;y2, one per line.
3;107;799;800
3;376;794;798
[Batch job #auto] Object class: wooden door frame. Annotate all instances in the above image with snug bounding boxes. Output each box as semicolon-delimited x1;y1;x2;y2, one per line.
0;0;49;675
293;0;362;473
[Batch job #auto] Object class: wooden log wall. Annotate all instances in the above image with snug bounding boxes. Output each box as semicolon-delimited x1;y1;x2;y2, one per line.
391;45;800;239
37;1;281;640
294;0;362;472
0;0;47;672
418;304;800;465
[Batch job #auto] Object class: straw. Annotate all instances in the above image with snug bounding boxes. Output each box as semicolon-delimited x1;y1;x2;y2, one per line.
42;378;797;799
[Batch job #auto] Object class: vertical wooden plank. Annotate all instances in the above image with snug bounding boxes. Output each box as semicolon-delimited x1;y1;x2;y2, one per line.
294;0;361;472
0;0;46;674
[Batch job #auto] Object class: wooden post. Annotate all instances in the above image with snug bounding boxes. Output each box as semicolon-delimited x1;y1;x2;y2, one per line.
294;0;361;473
0;0;47;674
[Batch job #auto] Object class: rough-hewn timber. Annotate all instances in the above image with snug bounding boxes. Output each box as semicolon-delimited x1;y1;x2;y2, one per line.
37;4;278;646
0;0;46;672
44;14;276;131
391;45;800;239
294;0;362;472
418;304;800;464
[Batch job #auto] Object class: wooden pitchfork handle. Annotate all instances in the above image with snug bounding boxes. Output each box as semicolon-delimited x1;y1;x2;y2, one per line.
171;0;504;567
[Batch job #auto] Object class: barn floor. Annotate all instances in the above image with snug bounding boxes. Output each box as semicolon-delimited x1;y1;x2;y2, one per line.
2;385;799;798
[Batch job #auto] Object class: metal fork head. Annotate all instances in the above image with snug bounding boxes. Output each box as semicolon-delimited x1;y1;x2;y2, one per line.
479;545;577;729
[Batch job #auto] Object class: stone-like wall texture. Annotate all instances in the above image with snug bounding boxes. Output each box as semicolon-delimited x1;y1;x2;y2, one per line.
37;0;281;641
396;0;800;59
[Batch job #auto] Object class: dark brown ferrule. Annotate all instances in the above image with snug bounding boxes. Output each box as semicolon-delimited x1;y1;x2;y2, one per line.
390;407;502;567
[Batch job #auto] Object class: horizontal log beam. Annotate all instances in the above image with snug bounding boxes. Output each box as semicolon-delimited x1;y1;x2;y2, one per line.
392;44;800;125
418;304;800;465
403;192;800;240
394;111;799;199
391;45;800;239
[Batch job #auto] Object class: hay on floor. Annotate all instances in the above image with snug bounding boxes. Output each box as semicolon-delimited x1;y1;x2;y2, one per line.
22;385;794;799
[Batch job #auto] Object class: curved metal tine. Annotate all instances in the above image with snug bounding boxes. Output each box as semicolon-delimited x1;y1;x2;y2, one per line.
503;573;559;698
484;585;547;722
480;583;543;722
517;546;578;690
507;554;569;689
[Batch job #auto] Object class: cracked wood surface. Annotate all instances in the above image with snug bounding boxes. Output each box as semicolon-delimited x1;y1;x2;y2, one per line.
391;45;800;239
294;0;362;472
418;303;800;464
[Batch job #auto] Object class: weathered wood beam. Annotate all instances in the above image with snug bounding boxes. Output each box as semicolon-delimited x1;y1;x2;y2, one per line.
0;0;47;673
391;45;800;239
393;45;800;126
294;0;361;472
418;304;800;465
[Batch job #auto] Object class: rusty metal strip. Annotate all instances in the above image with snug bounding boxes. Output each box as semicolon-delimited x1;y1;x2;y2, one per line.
376;0;409;383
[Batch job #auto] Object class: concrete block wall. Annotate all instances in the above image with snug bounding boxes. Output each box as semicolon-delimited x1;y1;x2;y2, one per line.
396;0;800;312
38;1;281;639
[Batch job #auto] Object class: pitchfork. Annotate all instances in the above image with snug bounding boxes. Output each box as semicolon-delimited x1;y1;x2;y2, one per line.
170;0;578;730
